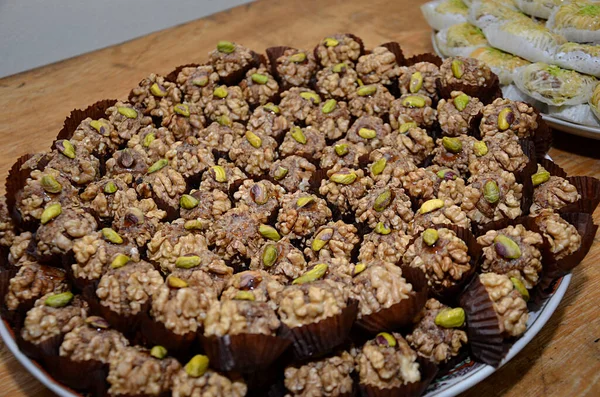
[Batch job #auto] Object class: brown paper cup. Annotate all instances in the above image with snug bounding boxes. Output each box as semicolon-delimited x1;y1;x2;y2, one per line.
516;139;537;216
55;99;118;143
355;266;428;334
280;299;358;361
531;107;552;159
164;63;203;84
140;313;197;360
200;331;291;373
44;355;109;397
358;356;438;397
380;42;406;67
17;333;63;362
459;276;506;367
436;73;501;105
405;53;442;67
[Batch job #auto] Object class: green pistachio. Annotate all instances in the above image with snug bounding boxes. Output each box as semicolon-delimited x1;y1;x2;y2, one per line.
332;63;347;73
291;127;307;144
180;194;199;209
217;115;232;127
185;355;210;378
322;99;337;114
436;169;458;180
150;83;167;97
442;136;463;153
143;132;156;147
434;307;465;328
57;140;76;159
358;128;377;139
422;228;439;246
102;228;123;244
148;159;168;174
184;220;208;230
473;141;488;157
399;122;417;134
176;255;201;269
118;106;138;119
531;171;550;186
288;52;307;63
329;171;357;185
357;85;377;96
211;165;227;182
451;59;464;79
251;73;269;85
292;263;328;285
376;332;397;347
334;143;349;156
402;95;426;108
299;92;321;104
234;291;256;301
259;224;281;241
498;108;514;131
409;71;423;93
323;37;339;47
85;316;109;329
371;158;387;176
419;198;444;214
245;131;263;148
110;254;130;269
168;276;189;289
150;346;168;359
213;86;228;98
262;244;278;268
263;103;280;114
357;78;364;86
296;196;315;208
192;76;208;87
273;166;288;180
250;183;269;205
44;291;74;308
373;190;393;212
90;120;110;136
494;235;522;259
40;175;63;194
353;263;367;276
312;228;334;251
453;93;470;111
41;203;62;224
483;180;500;204
510;277;530;301
374;222;391;235
217;40;236;53
174;103;190;117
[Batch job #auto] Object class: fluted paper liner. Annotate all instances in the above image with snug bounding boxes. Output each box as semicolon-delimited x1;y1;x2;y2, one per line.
380;42;406;67
313;33;365;67
358;356;438;397
200;331;291;373
17;333;63;363
0;267;19;325
266;46;307;91
459;276;506;367
530;107;552;159
280;299;358;361
140;312;197;360
355;266;428;334
516;139;537;216
165;63;203;84
405;53;442;67
55;99;118;143
436;72;501;105
44;355;108;397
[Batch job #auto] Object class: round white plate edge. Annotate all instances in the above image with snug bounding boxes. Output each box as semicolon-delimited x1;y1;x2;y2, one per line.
429;32;600;140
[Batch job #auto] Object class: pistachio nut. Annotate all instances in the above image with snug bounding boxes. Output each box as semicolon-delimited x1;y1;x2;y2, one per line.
174;103;190;117
86;316;109;329
422;228;439;246
44;291;74;308
251;73;269;85
531;171;550;186
148;158;168;174
357;85;377;96
124;208;144;226
296;196;314;208
119;150;135;168
371;158;387;176
117;106;138;119
89;120;108;135
250;183;269;205
262;244;278;268
292;263;328;285
329;171;357;185
245;131;263;148
150;83;167;97
110;254;130;269
56;140;76;159
263;103;280;114
374;222;391;235
373;189;393;212
143;132;156;147
180;194;199;209
451;59;464;79
497;108;514;131
217;115;232;127
168;276;189;289
353;263;367;276
213;86;228;99
41;174;63;194
184;220;208;230
334;143;349;156
299;91;321;104
483;180;500;204
358;128;377;139
102;228;124;244
176;255;201;269
288;52;307;63
217;40;235;53
510;277;530;301
192;76;208;87
234;290;256;301
322;99;337;114
150;346;168;359
494;234;522;259
402;95;426;108
375;332;397;347
211;165;227;182
291;126;307;144
409;71;423;93
357;78;364;86
323;37;339;47
332;63;347;73
419;198;444;214
442;136;463;153
41;203;62;224
473;140;488;157
453;93;470;111
273;166;288;180
185;355;210;378
434;307;465;328
312;228;334;251
436;169;458;181
399;122;417;134
259;224;281;241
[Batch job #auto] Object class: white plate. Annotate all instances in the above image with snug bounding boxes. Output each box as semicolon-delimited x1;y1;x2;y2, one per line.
0;273;572;397
430;32;600;140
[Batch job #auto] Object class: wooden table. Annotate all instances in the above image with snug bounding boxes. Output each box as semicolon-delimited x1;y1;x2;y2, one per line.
0;0;598;395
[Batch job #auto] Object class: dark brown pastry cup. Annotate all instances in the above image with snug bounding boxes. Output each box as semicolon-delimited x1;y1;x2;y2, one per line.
538;159;600;214
436;72;502;105
355;266;428;334
472;215;525;237
531;107;552;159
140;312;197;361
55;99;118;142
222;51;263;86
380;42;406;67
458;275;506;367
405;53;442;67
0;267;18;311
17;333;63;363
44;355;109;397
280;299;358;361
358;356;438;397
59;252;99;292
200;331;291;373
164;63;203;84
312;33;365;67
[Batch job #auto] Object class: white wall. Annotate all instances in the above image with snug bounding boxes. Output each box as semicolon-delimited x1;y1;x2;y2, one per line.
0;0;254;78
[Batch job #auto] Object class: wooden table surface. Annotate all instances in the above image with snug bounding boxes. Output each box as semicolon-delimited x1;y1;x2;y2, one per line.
0;0;598;396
